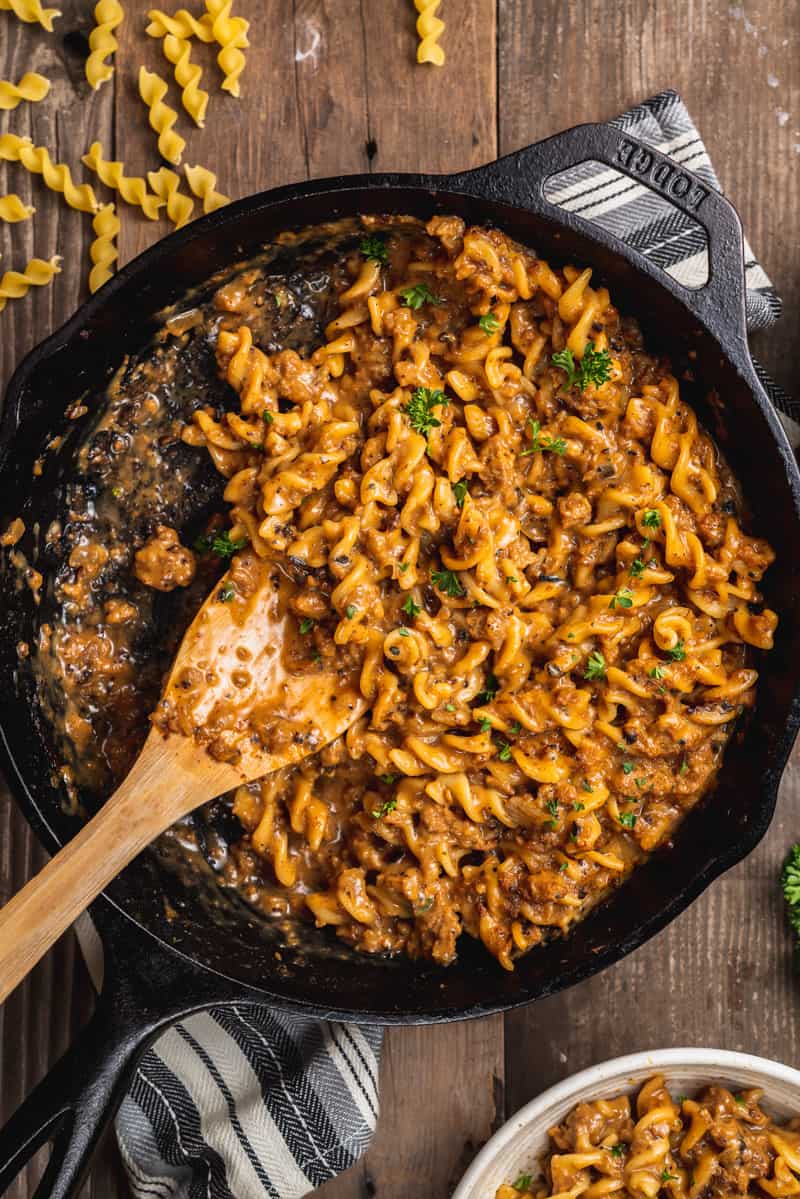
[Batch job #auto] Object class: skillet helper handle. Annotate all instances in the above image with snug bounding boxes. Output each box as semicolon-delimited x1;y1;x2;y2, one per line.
455;122;748;348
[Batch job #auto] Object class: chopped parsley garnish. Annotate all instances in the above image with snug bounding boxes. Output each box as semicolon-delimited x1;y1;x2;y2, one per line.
679;758;689;775
509;721;522;735
642;508;661;528
629;556;646;579
622;760;633;774
262;410;274;424
520;418;567;457
452;478;469;508
405;387;448;437
497;741;512;762
379;773;398;784
677;1095;688;1105
399;282;440;310
399;562;410;572
359;234;388;265
513;1176;533;1193
609;589;633;610
545;799;559;818
619;810;638;828
573;802;586;812
479;312;501;335
735;1095;747;1107
584;650;606;681
551;340;613;392
402;596;421;619
431;568;464;598
445;702;455;712
217;581;235;602
781;845;800;935
661;1170;678;1183
210;531;247;558
477;673;500;703
479;717;493;734
398;628;409;637
414;896;434;914
581;780;593;793
668;639;686;662
345;604;357;619
610;1145;624;1160
634;777;647;789
649;666;665;681
299;617;315;635
372;798;397;818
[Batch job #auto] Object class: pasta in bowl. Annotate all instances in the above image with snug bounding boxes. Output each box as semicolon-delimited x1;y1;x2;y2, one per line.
33;216;778;972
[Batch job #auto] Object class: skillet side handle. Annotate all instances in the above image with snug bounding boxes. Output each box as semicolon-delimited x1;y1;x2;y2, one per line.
451;122;749;355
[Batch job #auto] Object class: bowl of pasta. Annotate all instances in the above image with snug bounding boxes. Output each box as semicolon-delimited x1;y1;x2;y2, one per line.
452;1048;800;1199
1;118;800;1197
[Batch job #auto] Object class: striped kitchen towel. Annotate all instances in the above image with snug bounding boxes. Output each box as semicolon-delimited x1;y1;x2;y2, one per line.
105;89;788;1199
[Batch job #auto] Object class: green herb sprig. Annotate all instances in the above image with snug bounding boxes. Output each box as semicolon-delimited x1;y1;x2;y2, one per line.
399;282;441;310
519;418;567;457
552;340;612;392
405;387;448;437
359;235;388;265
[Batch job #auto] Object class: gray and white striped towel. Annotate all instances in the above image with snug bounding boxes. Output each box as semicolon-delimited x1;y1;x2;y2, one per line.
91;89;786;1199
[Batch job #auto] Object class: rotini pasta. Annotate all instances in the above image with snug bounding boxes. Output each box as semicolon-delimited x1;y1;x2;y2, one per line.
145;6;213;40
160;33;209;127
0;135;98;213
414;0;445;66
0;71;50;110
88;203;119;293
82;142;164;221
138;66;186;166
184;163;230;212
146;167;194;228
85;0;124;90
38;216;779;972
0;194;34;222
0;255;60;312
495;1075;800;1199
0;0;60;32
205;0;249;96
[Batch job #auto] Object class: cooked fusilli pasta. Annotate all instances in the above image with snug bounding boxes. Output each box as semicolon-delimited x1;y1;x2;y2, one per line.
0;0;60;32
184;163;229;212
496;1075;800;1199
146;166;194;228
205;0;249;96
85;0;124;90
414;0;445;66
82;142;163;221
0;194;34;222
88;203;119;293
138;66;186;166
0;71;50;110
0;134;98;213
154;216;778;970
0;255;60;312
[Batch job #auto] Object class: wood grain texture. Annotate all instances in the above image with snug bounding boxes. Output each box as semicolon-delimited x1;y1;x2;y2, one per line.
0;2;798;1197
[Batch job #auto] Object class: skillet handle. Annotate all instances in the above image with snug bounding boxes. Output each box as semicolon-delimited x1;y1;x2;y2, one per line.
451;122;749;353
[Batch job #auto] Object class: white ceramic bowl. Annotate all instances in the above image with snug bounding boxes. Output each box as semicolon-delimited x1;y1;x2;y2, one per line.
452;1048;800;1199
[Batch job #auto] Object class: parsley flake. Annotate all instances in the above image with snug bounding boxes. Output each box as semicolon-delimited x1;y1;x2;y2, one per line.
610;1145;624;1160
513;1177;534;1193
399;282;441;310
661;1170;678;1183
609;589;633;610
622;760;633;774
345;604;357;620
217;581;235;603
552;340;613;392
402;596;421;619
452;478;469;508
431;568;464;598
405;387;449;437
679;758;689;775
477;673;500;704
619;809;638;828
359;234;388;265
479;312;501;335
299;617;315;635
372;798;397;818
520;418;567;457
642;508;661;528
545;799;559;818
582;780;593;793
479;717;493;734
668;639;686;662
649;666;665;680
379;773;398;784
497;741;512;761
262;410;274;425
584;650;606;681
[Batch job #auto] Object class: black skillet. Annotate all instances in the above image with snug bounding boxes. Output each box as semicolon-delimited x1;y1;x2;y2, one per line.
1;121;799;1199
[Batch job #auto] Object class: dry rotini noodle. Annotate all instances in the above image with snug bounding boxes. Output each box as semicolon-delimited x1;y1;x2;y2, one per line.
160;216;778;970
138;66;186;166
82;141;164;221
414;0;445;66
147;166;194;228
145;6;213;40
85;0;124;90
0;134;98;213
184;163;230;212
205;0;249;96
495;1075;800;1199
0;0;60;32
0;71;50;110
88;203;119;293
0;255;60;312
160;32;209;127
0;194;34;222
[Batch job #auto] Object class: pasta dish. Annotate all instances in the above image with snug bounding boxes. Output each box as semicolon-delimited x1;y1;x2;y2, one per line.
495;1075;800;1199
29;216;778;970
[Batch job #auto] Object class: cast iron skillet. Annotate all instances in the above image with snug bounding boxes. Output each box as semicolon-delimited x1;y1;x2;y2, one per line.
1;122;799;1199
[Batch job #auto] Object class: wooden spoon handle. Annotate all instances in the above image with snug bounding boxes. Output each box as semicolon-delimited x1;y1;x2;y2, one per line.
0;731;223;1006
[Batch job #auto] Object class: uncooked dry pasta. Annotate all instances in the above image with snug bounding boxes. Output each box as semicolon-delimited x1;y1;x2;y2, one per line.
184;163;229;212
0;0;60;32
161;32;209;127
414;0;445;66
146;166;194;228
82;142;163;221
205;0;249;96
145;6;213;40
85;0;124;90
0;194;34;222
0;71;50;110
138;66;186;166
495;1075;800;1199
88;203;119;293
0;255;60;312
150;215;777;970
0;135;98;213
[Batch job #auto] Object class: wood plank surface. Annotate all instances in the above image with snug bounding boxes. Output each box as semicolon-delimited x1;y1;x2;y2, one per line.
0;2;798;1197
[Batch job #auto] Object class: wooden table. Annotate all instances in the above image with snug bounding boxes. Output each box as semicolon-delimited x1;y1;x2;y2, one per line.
1;2;798;1196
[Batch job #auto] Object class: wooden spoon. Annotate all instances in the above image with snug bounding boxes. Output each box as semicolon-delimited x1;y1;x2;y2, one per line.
0;552;367;1004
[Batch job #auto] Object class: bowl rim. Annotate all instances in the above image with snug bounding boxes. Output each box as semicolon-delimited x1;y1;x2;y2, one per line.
452;1047;800;1199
